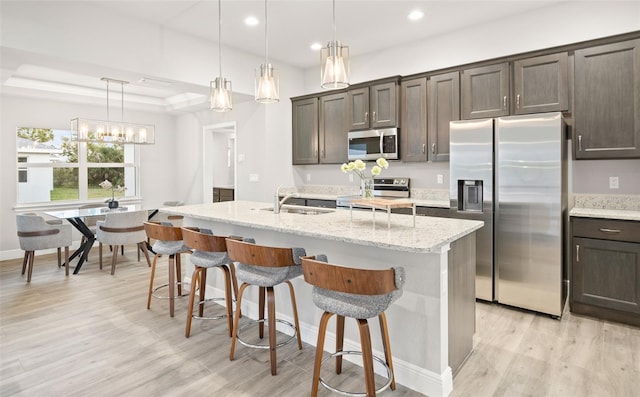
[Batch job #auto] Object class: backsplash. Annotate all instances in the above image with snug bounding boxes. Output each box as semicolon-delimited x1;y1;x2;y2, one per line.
574;194;640;211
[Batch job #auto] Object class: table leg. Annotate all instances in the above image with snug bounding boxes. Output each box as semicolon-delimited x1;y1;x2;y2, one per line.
66;217;95;274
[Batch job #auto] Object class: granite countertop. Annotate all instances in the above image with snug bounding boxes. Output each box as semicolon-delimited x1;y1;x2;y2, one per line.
162;200;483;254
280;187;450;209
570;194;640;221
569;208;640;222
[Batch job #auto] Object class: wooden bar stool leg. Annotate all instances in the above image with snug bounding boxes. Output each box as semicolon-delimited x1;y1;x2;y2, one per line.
229;262;239;301
312;311;333;397
230;283;249;361
258;286;266;339
139;243;152;267
379;312;396;390
147;255;159;309
220;266;234;336
285;280;303;349
185;267;201;337
266;286;277;375
176;253;182;296
168;254;176;317
336;314;345;374
199;269;207;317
357;318;376;397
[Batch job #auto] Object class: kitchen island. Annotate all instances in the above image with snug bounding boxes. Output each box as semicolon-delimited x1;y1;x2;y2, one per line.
162;201;483;397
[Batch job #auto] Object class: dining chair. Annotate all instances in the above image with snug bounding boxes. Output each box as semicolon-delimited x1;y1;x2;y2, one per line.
16;213;72;282
96;210;152;275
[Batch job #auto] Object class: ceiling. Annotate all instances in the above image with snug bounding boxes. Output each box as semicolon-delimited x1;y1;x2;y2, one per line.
1;0;564;114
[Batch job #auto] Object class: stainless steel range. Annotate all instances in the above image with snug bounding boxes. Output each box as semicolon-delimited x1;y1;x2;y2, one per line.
336;177;410;209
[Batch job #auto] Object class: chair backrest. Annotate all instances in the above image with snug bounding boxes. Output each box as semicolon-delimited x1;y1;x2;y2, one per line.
144;221;183;242
79;203;108;226
225;238;296;268
97;210;148;244
16;214;71;251
301;257;398;296
181;227;229;253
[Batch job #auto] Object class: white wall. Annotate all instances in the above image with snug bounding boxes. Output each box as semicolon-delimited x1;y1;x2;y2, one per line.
297;1;640;195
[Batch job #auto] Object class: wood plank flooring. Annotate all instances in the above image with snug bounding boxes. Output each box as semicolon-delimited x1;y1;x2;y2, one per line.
1;248;639;396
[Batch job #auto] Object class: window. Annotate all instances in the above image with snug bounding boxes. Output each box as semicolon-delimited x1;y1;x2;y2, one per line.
16;127;137;204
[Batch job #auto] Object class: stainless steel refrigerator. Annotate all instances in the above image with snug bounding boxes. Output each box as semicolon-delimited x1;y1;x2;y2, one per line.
449;112;567;317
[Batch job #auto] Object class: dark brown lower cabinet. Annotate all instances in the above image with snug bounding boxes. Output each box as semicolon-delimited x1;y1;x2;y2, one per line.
571;217;640;327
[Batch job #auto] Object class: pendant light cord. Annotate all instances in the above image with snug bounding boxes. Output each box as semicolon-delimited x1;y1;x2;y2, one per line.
264;0;268;65
332;0;336;43
106;79;110;125
218;0;223;79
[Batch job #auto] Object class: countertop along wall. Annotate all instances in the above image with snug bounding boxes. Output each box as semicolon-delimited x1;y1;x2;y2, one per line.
297;1;640;196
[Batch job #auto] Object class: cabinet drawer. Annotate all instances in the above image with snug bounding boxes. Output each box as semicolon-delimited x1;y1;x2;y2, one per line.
572;217;640;243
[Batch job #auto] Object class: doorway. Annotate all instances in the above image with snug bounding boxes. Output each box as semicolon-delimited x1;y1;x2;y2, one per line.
203;122;237;203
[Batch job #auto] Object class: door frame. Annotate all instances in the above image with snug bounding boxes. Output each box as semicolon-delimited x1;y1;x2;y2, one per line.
202;122;237;203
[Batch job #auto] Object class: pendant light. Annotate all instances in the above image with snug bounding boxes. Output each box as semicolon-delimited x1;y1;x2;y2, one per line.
71;77;155;144
211;0;232;112
255;0;279;103
321;0;349;89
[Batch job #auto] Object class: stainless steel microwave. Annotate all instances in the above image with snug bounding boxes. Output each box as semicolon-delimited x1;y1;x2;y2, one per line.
347;128;399;161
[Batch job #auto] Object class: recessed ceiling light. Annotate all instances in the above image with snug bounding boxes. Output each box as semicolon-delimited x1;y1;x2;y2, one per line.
310;42;323;51
244;16;259;26
408;10;424;21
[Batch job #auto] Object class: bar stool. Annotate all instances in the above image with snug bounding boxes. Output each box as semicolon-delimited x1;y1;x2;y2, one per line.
225;238;308;376
301;256;405;397
181;227;242;337
143;221;191;317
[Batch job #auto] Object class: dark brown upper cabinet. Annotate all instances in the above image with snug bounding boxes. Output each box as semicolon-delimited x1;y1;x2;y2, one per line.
513;52;569;115
400;78;427;162
292;97;318;165
428;71;460;162
318;92;348;164
574;39;640;159
461;63;510;119
347;80;399;130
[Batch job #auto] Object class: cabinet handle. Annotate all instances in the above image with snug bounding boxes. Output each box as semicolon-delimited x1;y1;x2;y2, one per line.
578;135;583;151
599;228;621;234
373;111;376;122
365;112;369;123
503;96;507;110
516;94;520;109
422;143;426;154
576;244;580;262
432;143;436;154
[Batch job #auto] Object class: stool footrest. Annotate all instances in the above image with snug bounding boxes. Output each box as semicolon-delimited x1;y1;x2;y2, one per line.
236;318;297;350
192;297;230;320
151;282;189;300
319;351;393;397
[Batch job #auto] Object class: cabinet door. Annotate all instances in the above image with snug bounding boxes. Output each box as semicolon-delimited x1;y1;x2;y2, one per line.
574;39;640;159
292;97;319;164
461;63;509;119
428;71;460;162
400;78;427;162
370;81;398;129
319;92;348;164
513;52;568;114
347;87;370;130
572;237;640;315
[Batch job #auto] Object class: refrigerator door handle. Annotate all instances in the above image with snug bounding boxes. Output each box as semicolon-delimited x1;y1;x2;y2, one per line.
578;135;583;151
503;96;507;110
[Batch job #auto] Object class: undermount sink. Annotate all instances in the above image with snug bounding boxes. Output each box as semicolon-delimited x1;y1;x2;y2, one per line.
261;206;335;215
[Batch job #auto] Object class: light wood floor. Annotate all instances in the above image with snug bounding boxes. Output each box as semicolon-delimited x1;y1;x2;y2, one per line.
1;248;639;396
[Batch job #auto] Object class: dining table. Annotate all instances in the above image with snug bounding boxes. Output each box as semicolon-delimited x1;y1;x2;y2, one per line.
45;204;146;274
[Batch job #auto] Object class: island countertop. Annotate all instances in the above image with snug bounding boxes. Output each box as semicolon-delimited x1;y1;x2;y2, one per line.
161;200;483;253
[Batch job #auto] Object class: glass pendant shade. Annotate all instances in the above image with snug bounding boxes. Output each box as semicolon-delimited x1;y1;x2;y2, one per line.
255;64;279;103
210;77;233;112
321;40;349;89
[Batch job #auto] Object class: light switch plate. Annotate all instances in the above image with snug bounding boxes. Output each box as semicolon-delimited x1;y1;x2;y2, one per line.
609;176;619;189
437;174;444;184
249;173;259;182
306;174;311;182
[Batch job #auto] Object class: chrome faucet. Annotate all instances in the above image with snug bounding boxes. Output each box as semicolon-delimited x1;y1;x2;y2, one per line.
274;186;299;214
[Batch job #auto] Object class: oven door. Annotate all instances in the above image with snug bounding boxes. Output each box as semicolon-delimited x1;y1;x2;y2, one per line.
348;128;398;161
